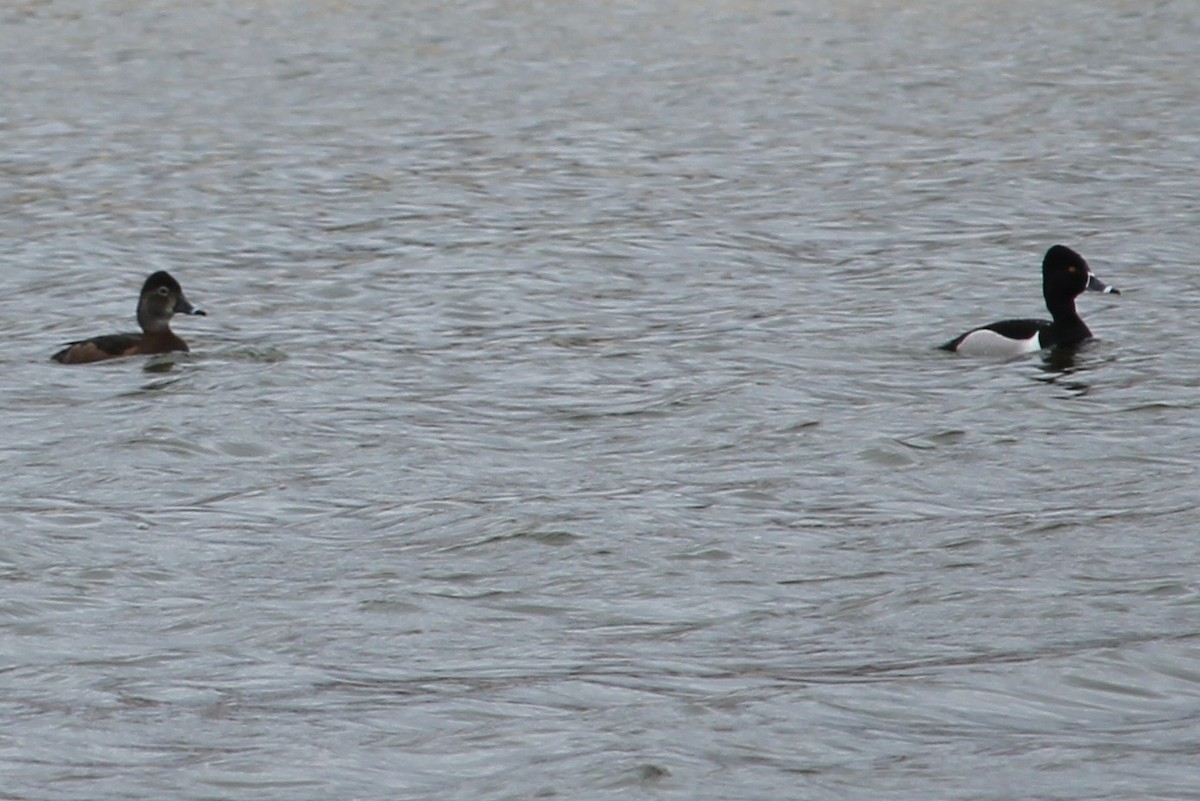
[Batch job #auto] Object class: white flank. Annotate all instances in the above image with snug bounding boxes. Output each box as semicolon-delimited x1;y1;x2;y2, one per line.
954;328;1041;357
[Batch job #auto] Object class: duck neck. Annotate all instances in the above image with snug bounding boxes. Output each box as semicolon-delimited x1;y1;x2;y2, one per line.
1044;295;1091;342
1045;294;1081;325
137;303;172;335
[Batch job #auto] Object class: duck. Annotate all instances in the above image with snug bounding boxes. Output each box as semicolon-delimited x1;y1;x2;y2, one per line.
52;271;206;364
940;245;1119;356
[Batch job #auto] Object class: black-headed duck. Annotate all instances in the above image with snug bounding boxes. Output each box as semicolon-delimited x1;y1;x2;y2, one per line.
940;245;1120;357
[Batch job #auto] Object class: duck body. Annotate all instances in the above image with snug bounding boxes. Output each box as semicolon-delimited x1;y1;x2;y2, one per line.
52;271;206;365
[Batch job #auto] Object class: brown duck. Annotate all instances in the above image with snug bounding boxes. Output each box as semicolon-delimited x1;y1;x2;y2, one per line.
52;271;206;364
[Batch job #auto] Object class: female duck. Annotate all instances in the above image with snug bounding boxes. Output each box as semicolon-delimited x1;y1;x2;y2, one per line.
52;271;206;364
940;245;1119;357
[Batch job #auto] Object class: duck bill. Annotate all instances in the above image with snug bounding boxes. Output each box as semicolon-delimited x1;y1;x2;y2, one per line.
175;296;207;316
1086;274;1119;295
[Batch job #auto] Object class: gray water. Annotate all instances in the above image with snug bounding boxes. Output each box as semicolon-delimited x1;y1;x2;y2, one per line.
3;1;1200;799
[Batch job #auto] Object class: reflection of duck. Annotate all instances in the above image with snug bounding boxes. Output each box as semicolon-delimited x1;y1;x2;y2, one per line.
940;245;1119;357
52;272;207;364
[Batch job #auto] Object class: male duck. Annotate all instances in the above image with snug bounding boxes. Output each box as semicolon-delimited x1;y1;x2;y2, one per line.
940;245;1119;356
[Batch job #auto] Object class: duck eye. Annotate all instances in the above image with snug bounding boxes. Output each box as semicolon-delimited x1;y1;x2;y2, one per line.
1067;266;1078;273
156;286;170;296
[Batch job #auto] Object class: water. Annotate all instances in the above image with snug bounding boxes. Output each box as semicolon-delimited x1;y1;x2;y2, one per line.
3;1;1200;798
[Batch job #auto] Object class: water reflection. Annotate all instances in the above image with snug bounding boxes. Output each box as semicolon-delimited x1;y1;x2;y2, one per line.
143;359;182;374
1040;346;1083;374
1033;345;1115;396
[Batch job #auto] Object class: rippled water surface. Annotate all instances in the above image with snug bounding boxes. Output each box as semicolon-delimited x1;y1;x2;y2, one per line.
3;1;1200;799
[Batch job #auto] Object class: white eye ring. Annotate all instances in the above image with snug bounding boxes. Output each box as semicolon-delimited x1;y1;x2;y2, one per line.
156;286;170;296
